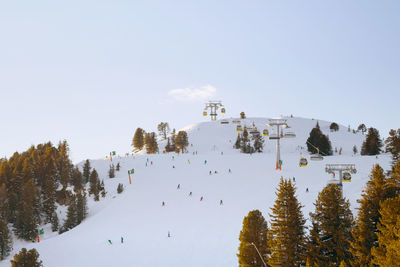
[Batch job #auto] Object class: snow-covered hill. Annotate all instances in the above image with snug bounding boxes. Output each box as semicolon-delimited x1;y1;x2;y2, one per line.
2;117;392;267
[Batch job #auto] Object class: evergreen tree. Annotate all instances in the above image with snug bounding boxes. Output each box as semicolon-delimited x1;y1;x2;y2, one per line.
89;169;100;200
108;164;115;178
14;179;39;241
306;222;322;266
116;162;120;172
350;164;393;266
43;175;56;224
61;196;77;233
165;137;174;152
252;131;264;153
0;218;12;260
357;124;367;134
175;131;189;153
100;180;106;198
307;123;333;156
268;178;306;266
234;133;242;149
385;129;400;162
170;129;177;151
388;159;400;196
157;122;170;140
353;145;358;155
56;140;73;190
361;127;383;155
309;184;354;266
71;166;84;192
371;195;400;266
237;210;269;267
50;212;59;232
76;192;87;225
132;128;145;151
330;123;339;132
241;128;253;154
11;248;42;267
0;183;9;223
82;159;91;184
145;132;158;154
117;183;124;194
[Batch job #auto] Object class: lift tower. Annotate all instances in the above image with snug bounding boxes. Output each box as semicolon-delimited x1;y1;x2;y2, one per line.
325;164;357;186
203;101;225;121
267;118;295;170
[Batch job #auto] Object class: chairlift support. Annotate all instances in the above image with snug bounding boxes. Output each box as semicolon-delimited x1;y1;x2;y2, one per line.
325;164;357;187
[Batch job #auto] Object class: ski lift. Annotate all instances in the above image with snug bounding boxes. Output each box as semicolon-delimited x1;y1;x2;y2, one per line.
269;133;279;140
310;154;324;161
221;108;226;114
299;158;308;167
232;120;240;124
342;172;352;182
220;120;229;124
284;132;296;138
328;179;341;185
236;125;242;131
203;111;207;116
263;129;269;136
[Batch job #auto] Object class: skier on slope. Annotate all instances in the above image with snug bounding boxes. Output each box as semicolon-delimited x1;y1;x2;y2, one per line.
220;200;223;205
162;201;165;206
189;192;192;196
121;237;124;243
177;184;180;189
108;240;112;245
209;171;212;175
200;196;203;201
228;169;231;173
306;188;309;193
204;160;207;164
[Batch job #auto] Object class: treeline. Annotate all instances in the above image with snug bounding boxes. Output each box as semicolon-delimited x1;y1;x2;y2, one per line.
238;160;400;266
0;141;98;260
132;122;189;154
233;128;264;154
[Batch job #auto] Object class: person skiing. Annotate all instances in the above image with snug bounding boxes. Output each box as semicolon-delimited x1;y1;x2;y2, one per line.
188;159;190;164
162;201;165;206
209;171;212;175
220;200;223;205
293;177;295;182
228;169;231;173
108;240;112;245
151;161;153;165
200;196;203;201
204;160;207;164
168;231;171;238
306;188;309;193
121;237;124;243
214;170;218;174
172;165;175;168
172;156;174;160
189;192;192;196
177;184;180;189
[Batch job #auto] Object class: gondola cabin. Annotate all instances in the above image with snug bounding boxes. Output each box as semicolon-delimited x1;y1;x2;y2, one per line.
203;111;207;116
310;154;324;161
236;125;242;131
299;158;308;167
262;129;269;136
342;172;352;182
221;108;226;114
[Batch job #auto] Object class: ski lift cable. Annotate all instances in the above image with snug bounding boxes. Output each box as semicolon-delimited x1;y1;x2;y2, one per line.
306;140;328;156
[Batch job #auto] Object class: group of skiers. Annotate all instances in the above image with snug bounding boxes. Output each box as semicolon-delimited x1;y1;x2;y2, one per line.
108;237;124;245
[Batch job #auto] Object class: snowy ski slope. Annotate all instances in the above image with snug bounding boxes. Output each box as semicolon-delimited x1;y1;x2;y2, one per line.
2;117;392;267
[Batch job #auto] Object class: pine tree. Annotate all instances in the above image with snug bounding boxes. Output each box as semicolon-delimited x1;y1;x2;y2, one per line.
175;131;189;153
43;175;56;224
116;162;120;171
388;159;400;196
56;140;72;190
76;192;87;225
108;164;115;178
309;184;354;266
330;123;339;132
132;128;145;151
237;210;269;267
89;169;100;200
252;131;264;153
11;248;42;267
353;145;358;155
306;222;322;266
100;180;106;198
71;166;84;192
371;195;400;266
241;128;253;154
0;183;9;223
165;137;173;152
14;179;39;241
361;127;383;155
157;122;170;140
268;178;306;266
61;196;77;233
82;159;91;184
150;133;159;154
385;129;400;162
350;164;393;266
50;212;59;232
234;133;241;149
0;218;12;260
307;123;333;156
357;124;367;134
117;183;124;194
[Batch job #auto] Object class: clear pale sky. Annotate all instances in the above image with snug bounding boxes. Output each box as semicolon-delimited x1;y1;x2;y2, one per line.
1;0;399;163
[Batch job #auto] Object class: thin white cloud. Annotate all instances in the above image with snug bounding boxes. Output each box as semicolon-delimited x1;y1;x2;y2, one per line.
168;85;216;101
